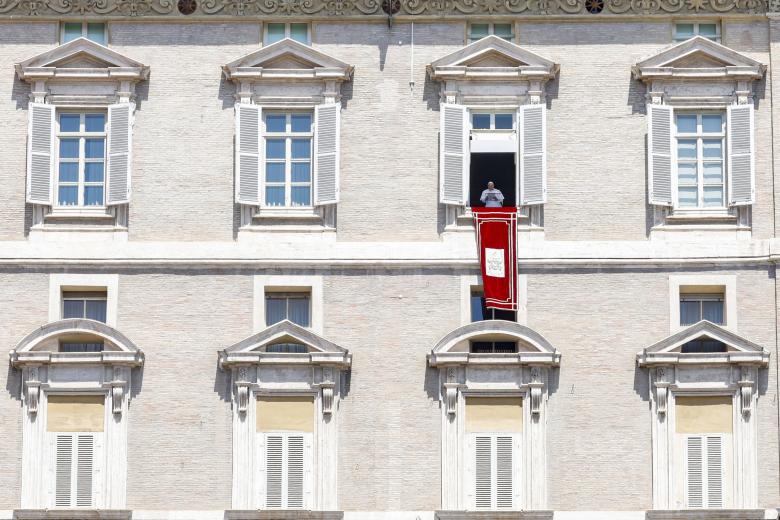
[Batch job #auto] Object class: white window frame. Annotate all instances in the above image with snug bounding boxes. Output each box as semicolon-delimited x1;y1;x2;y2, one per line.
679;293;725;327
49;274;119;327
60;21;108;45
62;291;108;322
674;111;727;210
471;112;516;132
263;22;311;45
253;275;323;333
467;22;515;43
264;291;312;328
55;110;107;209
262;111;314;208
669;275;736;333
673;21;721;42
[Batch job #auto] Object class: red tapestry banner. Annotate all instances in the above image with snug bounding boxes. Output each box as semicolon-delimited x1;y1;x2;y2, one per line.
472;207;518;311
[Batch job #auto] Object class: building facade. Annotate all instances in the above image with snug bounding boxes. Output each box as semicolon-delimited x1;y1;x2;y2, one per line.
0;3;779;520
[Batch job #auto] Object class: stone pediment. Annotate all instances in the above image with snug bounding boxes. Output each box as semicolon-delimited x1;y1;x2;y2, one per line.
633;36;765;81
428;35;558;82
15;37;149;82
223;38;353;82
637;320;769;366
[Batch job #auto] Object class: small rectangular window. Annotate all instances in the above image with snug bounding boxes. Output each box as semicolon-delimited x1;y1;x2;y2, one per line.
266;292;311;327
471;291;516;322
61;22;106;45
674;21;720;42
680;293;724;326
264;22;310;45
470;341;518;353
59;342;104;353
62;291;107;322
468;22;514;43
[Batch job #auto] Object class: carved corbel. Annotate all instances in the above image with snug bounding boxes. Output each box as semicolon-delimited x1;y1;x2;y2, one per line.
444;367;459;416
235;367;250;415
110;366;126;415
25;366;40;415
529;366;544;416
739;365;755;416
320;367;335;415
654;366;670;416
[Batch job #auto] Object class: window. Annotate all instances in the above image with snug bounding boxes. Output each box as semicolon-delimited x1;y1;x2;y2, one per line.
263;112;313;207
59;341;104;353
264;23;310;45
266;292;311;327
471;291;517;322
61;22;107;45
62;291;108;322
680;338;727;353
674;22;720;42
266;343;308;353
680;293;724;325
470;341;518;353
675;112;726;209
468;23;514;43
56;111;107;207
472;112;515;131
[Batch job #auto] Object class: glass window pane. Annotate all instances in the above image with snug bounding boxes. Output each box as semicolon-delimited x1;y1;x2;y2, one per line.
291;162;310;182
291;186;311;206
265;114;286;133
677;139;697;159
84;186;103;206
698;23;718;36
702;300;724;324
266;23;286;44
290;23;309;44
703;186;724;207
85;114;105;132
85;162;104;183
702;114;723;133
493;23;513;37
675;23;694;39
677;162;697;185
265;162;285;183
469;23;489;39
63;299;84;319
265;186;285;206
85;300;107;322
702;139;722;159
470;295;484;322
58;186;78;205
494;113;513;129
59;162;78;183
87;23;106;44
85;138;104;159
676;115;697;134
291;139;311;159
472;114;490;129
678;186;698;207
60;114;80;132
265;297;286;325
265;139;285;159
703;162;723;184
291;114;312;133
680;300;701;325
288;297;310;326
59;139;79;159
63;23;82;43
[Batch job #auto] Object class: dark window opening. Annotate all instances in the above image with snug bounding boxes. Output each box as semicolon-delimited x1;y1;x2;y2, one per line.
680;339;728;353
266;343;308;353
470;341;518;353
471;292;516;322
469;153;516;208
680;293;724;326
59;341;104;353
62;291;107;323
266;292;311;327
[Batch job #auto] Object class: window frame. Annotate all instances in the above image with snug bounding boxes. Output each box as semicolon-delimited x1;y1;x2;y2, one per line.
60;21;108;45
679;292;725;326
673;111;727;210
462;276;527;326
262;111;314;208
55;110;108;208
263;22;311;45
668;276;736;333
253;275;323;334
49;274;119;328
673;21;721;42
467;22;515;43
470;111;517;132
61;291;108;322
264;291;312;328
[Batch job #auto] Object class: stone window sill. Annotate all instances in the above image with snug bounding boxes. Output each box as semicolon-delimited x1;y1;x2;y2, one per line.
645;510;765;520
224;511;344;520
45;208;115;221
13;510;132;520
435;511;554;520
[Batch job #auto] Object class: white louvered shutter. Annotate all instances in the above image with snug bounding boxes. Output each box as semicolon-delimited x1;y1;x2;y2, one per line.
106;103;133;205
647;104;674;206
26;103;54;205
519;104;547;205
265;434;283;508
439;104;468;205
471;434;517;510
474;435;492;509
55;434;73;507
314;103;340;205
495;436;514;509
235;103;262;205
727;104;755;206
75;434;95;507
706;436;724;508
53;433;97;507
686;436;704;508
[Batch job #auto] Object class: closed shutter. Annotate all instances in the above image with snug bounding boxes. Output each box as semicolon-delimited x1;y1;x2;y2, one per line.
314;103;340;205
55;434;73;507
262;432;311;509
75;434;94;507
439;104;468;205
287;435;304;508
26;103;54;205
235;103;262;205
265;434;283;508
471;434;518;510
706;436;724;508
647;104;674;206
518;104;547;205
495;436;514;509
53;433;96;507
106;103;133;205
475;435;492;509
727;104;755;206
686;436;704;508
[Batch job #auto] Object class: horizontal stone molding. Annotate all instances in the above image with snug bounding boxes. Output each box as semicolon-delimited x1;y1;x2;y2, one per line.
13;511;132;520
435;511;554;520
645;510;766;520
224;511;344;520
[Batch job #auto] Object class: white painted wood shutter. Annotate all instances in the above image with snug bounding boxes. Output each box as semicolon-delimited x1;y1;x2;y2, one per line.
727;104;755;206
53;433;100;508
470;434;519;510
106;103;133;205
518;104;547;205
314;103;340;205
686;435;724;508
439;104;468;205
26;102;54;205
647;104;674;206
262;432;312;509
235;103;262;205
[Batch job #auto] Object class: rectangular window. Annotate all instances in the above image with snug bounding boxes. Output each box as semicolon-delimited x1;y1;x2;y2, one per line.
674;22;720;42
61;22;107;45
468;23;514;43
56;112;107;207
263;112;313;207
62;291;108;322
266;292;311;327
471;112;515;131
680;293;724;326
471;291;516;322
675;112;726;209
264;23;310;45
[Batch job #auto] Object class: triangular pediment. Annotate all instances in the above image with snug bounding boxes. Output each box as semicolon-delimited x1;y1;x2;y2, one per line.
633;36;765;81
16;37;149;81
223;38;353;81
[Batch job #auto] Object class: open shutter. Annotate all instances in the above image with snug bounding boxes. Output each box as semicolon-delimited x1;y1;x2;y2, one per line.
475;435;492;509
727;104;755;206
26;103;54;205
235;103;262;205
265;434;283;508
496;436;514;509
706;436;724;508
439;104;468;205
287;435;304;509
314;103;340;205
55;434;73;507
106;103;133;205
647;104;674;206
686;436;704;508
75;434;94;507
519;104;547;205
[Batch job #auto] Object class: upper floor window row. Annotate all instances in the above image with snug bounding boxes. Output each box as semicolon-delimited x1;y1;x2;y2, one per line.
674;21;720;42
61;22;106;45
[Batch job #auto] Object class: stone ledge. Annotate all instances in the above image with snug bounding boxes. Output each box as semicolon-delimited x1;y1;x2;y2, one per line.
13;510;132;520
224;511;344;520
645;510;766;520
435;511;554;520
